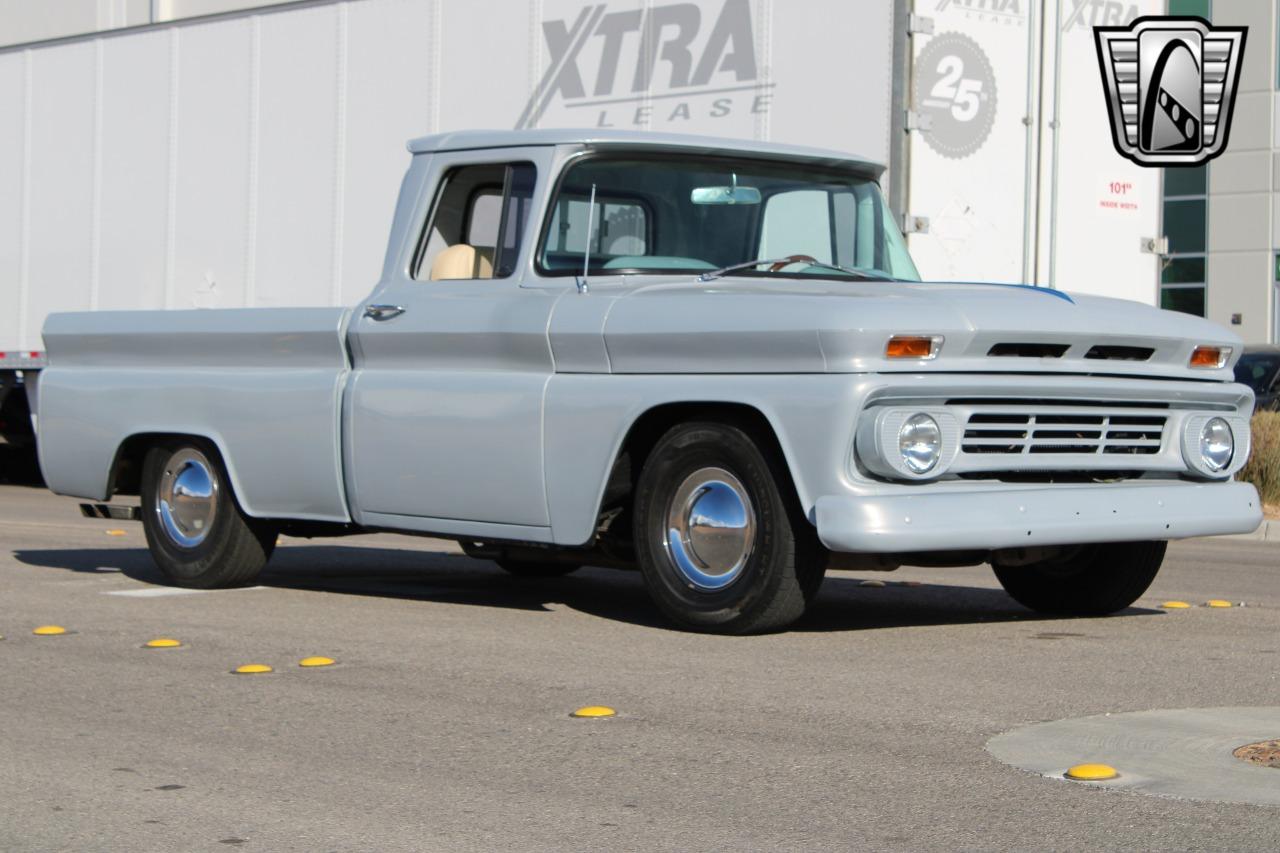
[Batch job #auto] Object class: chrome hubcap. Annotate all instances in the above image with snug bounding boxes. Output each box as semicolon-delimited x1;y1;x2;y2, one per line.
664;467;756;591
157;449;218;549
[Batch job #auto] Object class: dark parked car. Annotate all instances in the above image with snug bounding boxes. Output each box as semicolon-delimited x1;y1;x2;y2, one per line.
1235;346;1280;412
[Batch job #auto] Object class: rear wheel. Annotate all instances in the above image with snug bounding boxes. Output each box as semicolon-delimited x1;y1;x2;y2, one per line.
633;421;824;634
992;541;1166;615
140;439;276;588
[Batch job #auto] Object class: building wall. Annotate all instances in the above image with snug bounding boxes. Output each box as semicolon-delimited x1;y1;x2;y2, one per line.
1205;0;1277;344
0;0;134;47
0;0;293;48
7;0;1266;336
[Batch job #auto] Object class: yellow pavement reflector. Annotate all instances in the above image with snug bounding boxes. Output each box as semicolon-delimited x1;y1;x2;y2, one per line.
105;529;126;536
1161;601;1191;609
145;638;182;648
33;625;67;636
570;706;616;718
298;656;335;667
233;664;273;674
860;580;887;588
1065;763;1119;781
1205;600;1233;608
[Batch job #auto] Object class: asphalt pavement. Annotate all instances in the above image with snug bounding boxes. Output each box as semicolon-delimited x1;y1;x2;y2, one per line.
1;482;1277;852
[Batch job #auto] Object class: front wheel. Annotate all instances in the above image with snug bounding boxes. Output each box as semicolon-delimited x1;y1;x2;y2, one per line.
633;422;824;634
992;540;1166;615
140;440;276;588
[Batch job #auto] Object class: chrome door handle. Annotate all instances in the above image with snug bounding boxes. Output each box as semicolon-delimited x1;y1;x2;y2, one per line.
364;304;406;321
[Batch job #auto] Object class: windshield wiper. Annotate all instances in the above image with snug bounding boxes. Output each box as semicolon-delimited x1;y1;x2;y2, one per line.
697;253;896;283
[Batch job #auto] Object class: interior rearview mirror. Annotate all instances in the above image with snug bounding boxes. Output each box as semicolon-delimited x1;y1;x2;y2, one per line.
691;186;762;205
691;173;761;205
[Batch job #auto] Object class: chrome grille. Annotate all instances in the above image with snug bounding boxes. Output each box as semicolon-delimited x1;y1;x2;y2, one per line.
961;409;1167;456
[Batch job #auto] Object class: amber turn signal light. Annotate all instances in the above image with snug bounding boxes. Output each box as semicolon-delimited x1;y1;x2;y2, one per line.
1189;345;1230;368
885;335;942;359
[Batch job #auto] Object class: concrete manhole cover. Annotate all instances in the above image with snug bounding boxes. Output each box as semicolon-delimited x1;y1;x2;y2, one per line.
1234;740;1280;769
987;707;1280;806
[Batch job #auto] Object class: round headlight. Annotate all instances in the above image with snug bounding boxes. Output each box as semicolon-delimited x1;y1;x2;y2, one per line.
1199;417;1234;472
899;414;942;474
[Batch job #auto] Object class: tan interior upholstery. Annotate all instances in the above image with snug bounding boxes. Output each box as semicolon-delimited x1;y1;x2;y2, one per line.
429;244;494;281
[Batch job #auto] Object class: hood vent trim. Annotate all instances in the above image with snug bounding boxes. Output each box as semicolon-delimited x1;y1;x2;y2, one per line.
987;342;1069;358
985;343;1158;362
1084;345;1155;361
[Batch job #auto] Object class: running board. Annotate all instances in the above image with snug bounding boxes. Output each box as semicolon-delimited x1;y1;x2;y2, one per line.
80;503;141;522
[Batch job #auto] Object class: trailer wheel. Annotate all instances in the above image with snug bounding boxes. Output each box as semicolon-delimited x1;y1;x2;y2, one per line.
992;541;1166;615
140;439;276;588
633;421;823;634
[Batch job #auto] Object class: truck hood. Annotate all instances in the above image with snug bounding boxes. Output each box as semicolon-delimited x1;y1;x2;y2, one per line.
585;277;1242;381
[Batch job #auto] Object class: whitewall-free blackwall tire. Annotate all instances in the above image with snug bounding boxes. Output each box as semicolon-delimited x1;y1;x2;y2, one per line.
140;439;276;588
633;421;824;634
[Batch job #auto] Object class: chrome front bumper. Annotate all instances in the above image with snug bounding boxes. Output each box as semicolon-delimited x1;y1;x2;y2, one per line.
814;481;1263;553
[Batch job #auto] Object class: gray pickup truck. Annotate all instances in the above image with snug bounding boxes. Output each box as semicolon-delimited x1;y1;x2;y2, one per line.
37;130;1261;633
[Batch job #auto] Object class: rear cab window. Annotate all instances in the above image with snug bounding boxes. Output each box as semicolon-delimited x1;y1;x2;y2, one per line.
546;196;649;268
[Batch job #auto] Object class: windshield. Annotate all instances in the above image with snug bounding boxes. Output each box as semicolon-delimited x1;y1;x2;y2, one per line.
1234;352;1280;393
538;155;920;282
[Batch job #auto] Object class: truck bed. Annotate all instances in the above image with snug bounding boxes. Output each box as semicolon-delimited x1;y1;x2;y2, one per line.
38;308;352;522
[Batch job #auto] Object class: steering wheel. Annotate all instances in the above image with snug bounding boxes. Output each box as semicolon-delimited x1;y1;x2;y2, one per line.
768;254;819;272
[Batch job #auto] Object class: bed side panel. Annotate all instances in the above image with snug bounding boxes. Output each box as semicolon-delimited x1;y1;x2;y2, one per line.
38;308;351;521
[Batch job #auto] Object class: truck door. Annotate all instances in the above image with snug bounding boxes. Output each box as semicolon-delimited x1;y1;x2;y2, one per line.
345;149;558;535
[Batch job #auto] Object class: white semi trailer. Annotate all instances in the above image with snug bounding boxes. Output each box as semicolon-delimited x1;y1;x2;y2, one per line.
0;0;1160;457
1;0;902;449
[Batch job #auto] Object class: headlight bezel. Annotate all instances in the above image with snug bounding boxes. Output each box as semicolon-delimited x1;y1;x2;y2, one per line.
857;408;960;481
1180;414;1248;478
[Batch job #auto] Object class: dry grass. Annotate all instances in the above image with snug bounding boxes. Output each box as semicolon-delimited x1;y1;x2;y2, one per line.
1240;412;1280;513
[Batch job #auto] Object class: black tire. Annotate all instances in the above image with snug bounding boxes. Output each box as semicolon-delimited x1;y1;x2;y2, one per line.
992;540;1167;616
633;421;824;634
140;439;276;588
0;386;35;448
495;559;580;578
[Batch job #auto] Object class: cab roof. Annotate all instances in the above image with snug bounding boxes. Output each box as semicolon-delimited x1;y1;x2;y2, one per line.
406;128;885;176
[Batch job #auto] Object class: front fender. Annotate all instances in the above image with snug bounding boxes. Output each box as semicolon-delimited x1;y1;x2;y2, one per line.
542;374;865;545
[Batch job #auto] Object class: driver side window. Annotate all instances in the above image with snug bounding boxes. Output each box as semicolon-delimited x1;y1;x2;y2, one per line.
413;162;536;281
